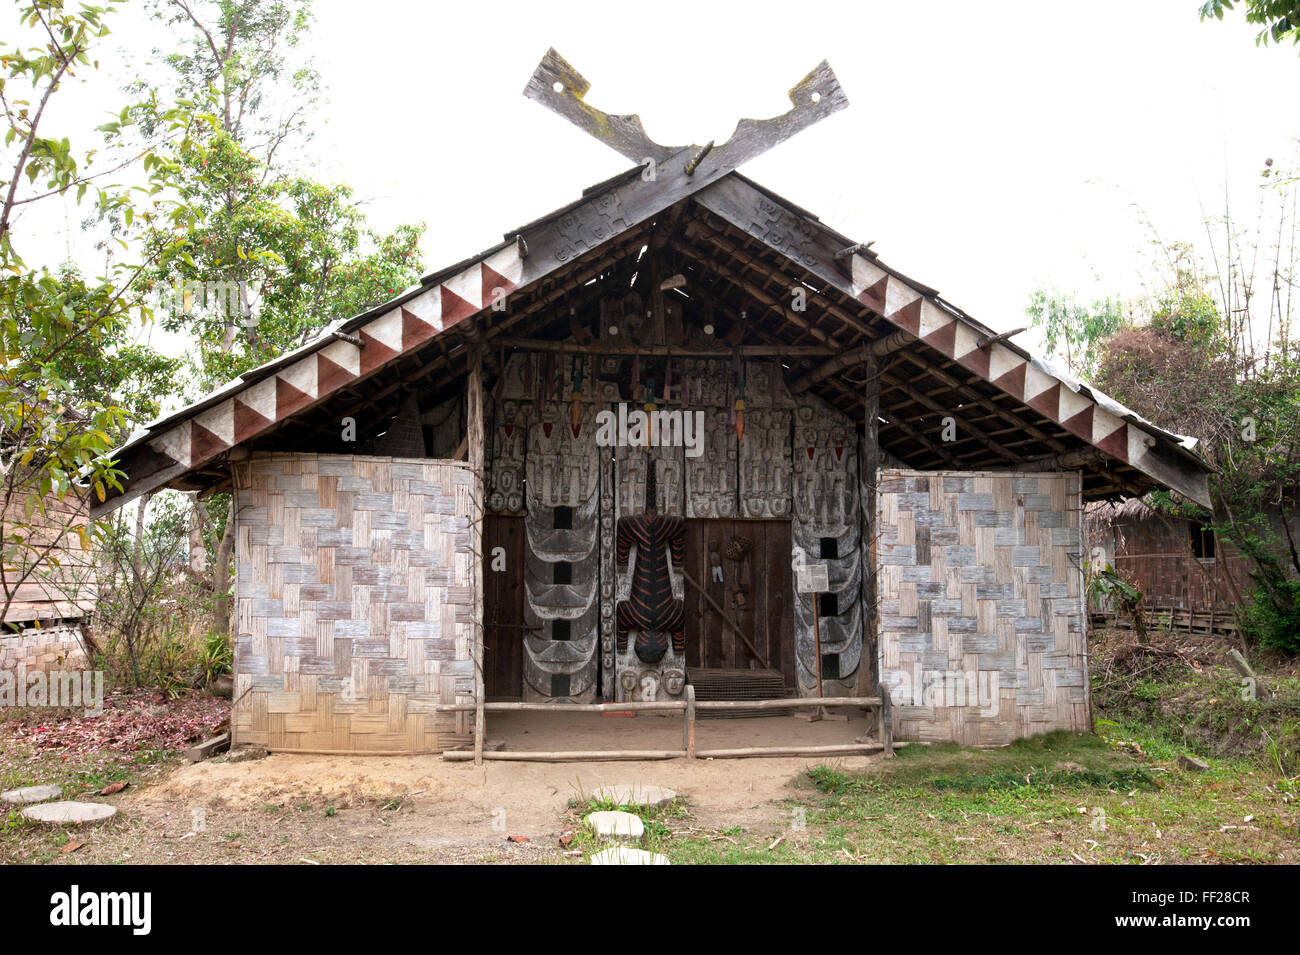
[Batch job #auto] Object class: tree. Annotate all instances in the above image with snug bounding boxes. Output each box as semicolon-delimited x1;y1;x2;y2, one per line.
1200;1;1300;48
1025;289;1125;378
145;132;423;392
1;1;198;625
43;265;183;436
139;0;319;169
1093;179;1300;652
134;0;424;638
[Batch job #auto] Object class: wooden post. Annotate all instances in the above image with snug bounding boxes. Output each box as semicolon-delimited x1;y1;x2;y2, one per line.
683;684;696;758
879;674;894;758
468;349;486;766
811;591;824;719
861;353;880;699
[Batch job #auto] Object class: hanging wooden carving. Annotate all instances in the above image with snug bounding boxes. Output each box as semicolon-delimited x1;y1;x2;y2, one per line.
616;442;684;516
739;410;792;519
615;514;687;665
682;360;737;518
521;402;602;702
791;393;862;695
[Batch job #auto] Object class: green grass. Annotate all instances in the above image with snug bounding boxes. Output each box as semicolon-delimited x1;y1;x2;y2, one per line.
646;731;1296;865
1092;656;1300;775
0;737;179;864
542;728;1295;865
562;792;691;861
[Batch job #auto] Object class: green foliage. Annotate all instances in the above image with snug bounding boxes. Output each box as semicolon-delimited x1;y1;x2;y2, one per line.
1149;285;1221;347
1201;0;1300;47
814;733;1157;797
1087;562;1145;612
143;124;424;393
35;264;184;434
92;492;216;689
1097;661;1300;775
1240;579;1300;652
1091;182;1300;653
1025;289;1124;378
141;0;321;163
197;630;233;683
127;0;422;396
0;1;209;622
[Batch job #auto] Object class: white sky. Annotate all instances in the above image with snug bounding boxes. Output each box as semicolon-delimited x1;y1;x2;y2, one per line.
9;0;1300;369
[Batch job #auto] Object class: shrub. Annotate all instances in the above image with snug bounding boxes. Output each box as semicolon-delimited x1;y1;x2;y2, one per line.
1241;580;1300;654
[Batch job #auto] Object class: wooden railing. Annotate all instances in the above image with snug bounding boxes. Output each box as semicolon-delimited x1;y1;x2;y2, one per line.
439;686;895;762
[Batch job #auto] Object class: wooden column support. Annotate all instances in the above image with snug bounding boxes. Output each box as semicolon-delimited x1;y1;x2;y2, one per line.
468;349;486;766
683;684;696;758
861;352;880;699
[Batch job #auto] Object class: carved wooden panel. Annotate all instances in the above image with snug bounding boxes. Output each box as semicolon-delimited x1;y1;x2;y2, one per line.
521;403;603;702
686;407;737;518
791;395;861;695
616;443;684;516
739;410;792;519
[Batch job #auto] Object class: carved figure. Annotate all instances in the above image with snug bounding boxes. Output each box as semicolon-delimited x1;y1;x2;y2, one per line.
615;513;686;664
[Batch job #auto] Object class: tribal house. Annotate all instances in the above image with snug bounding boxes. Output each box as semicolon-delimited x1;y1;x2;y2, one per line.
0;397;97;676
93;51;1214;756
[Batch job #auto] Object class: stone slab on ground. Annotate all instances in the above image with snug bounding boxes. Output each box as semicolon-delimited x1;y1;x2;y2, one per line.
21;801;117;826
0;784;62;805
226;746;269;763
586;810;645;840
591;784;678;808
590;846;669;865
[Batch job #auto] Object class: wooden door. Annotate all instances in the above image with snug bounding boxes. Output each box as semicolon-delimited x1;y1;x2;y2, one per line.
483;514;526;699
682;519;794;689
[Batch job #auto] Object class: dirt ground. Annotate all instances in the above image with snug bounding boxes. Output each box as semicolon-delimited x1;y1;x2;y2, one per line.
36;712;877;864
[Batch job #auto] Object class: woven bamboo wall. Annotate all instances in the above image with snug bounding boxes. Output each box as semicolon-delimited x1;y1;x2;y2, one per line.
231;453;476;754
877;470;1089;745
1;491;97;624
0;625;89;673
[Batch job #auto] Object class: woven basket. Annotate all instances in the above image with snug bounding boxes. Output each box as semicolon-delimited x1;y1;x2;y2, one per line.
723;535;753;562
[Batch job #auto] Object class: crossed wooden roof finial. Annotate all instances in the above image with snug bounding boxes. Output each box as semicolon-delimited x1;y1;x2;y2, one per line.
524;48;848;176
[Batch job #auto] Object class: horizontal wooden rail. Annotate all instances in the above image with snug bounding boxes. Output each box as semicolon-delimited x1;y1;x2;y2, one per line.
435;700;687;713
437;696;881;713
693;696;880;711
442;749;682;762
695;743;885;759
438;686;896;762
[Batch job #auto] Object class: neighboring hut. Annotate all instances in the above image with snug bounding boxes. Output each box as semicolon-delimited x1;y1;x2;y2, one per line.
91;52;1213;753
1086;498;1298;634
0;487;97;674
